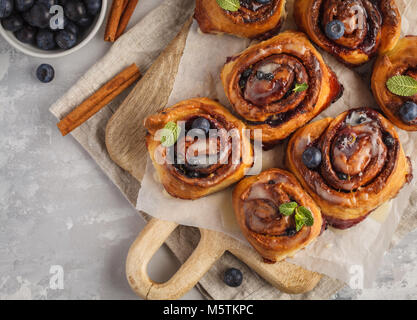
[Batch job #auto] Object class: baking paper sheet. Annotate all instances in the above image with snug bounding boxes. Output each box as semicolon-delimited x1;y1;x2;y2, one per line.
137;0;417;287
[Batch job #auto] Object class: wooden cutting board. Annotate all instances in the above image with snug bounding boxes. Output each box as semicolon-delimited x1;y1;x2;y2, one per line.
105;19;322;300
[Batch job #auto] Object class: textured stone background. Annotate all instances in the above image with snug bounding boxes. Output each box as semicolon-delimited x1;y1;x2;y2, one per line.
1;0;417;300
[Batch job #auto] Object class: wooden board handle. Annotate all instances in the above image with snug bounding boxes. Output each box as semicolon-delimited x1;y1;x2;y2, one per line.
126;218;225;300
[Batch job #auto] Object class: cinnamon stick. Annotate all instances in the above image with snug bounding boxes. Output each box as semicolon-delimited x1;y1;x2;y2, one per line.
104;0;129;42
57;64;141;136
115;0;139;40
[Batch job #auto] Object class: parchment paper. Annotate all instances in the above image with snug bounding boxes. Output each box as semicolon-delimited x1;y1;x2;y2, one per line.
137;0;417;288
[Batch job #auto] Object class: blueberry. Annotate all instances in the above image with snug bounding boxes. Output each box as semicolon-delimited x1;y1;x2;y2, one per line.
264;73;274;81
223;268;243;287
76;14;91;27
64;1;87;22
15;0;34;12
383;132;395;148
36;64;55;83
255;0;271;3
14;25;36;44
302;147;322;169
337;172;348;180
28;3;51;28
399;101;417;123
83;0;101;16
256;70;264;80
0;0;13;18
37;0;58;9
325;20;345;40
36;29;56;50
191;117;211;134
242;68;252;78
65;20;79;36
55;29;77;49
1;14;23;32
239;78;247;89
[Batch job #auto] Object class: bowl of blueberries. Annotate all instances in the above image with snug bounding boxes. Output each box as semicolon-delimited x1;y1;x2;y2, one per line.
0;0;107;58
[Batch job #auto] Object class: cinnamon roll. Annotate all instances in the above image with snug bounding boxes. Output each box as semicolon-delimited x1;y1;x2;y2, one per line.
372;36;417;131
286;108;412;229
233;168;323;262
294;0;401;67
194;0;287;39
221;30;343;147
145;98;253;200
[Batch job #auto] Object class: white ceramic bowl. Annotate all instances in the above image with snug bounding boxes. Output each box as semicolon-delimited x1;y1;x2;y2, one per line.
0;0;107;58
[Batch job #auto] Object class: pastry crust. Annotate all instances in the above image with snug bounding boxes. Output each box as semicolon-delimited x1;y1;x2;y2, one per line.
145;98;253;200
286;108;411;229
233;168;323;262
194;0;287;39
294;0;401;67
372;36;417;131
221;30;343;146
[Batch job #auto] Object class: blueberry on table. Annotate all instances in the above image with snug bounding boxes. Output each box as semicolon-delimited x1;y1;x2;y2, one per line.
302;146;322;169
76;15;92;28
36;64;55;83
14;25;36;44
399;101;417;123
0;0;13;18
191;117;211;134
36;29;56;50
64;1;87;22
29;3;51;28
1;14;23;32
55;29;77;49
15;0;34;12
325;20;345;40
223;268;243;287
84;0;102;16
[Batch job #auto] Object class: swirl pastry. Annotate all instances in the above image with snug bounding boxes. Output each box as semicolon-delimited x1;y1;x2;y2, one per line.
233;168;323;262
372;36;417;131
194;0;287;39
221;30;343;147
145;98;253;200
287;108;412;229
294;0;401;67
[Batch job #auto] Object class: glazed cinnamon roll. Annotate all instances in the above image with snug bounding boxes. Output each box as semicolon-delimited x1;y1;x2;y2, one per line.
372;36;417;131
294;0;401;67
221;31;343;147
194;0;287;39
287;108;412;229
145;98;253;200
233;168;323;262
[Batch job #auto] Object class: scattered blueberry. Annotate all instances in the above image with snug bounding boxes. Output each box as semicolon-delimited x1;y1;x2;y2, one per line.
302;147;322;169
36;64;55;83
337;172;348;180
383;132;396;148
36;29;56;50
191;117;211;135
84;0;102;16
64;1;87;22
28;3;51;28
325;20;345;40
256;70;264;80
14;25;36;43
0;0;13;18
15;0;34;12
223;268;243;287
65;21;80;36
76;15;92;28
55;30;77;49
1;14;23;32
399;101;417;123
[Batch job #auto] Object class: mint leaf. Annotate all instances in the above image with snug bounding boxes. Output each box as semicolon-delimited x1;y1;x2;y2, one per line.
279;202;298;216
295;206;314;231
160;121;181;147
216;0;240;12
293;83;309;93
386;75;417;97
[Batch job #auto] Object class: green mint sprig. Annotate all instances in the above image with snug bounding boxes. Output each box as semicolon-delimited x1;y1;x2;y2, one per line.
279;201;314;232
160;121;181;147
293;83;309;93
216;0;240;12
386;75;417;97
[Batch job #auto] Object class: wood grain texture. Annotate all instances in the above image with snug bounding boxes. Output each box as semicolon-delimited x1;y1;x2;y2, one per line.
106;19;322;300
